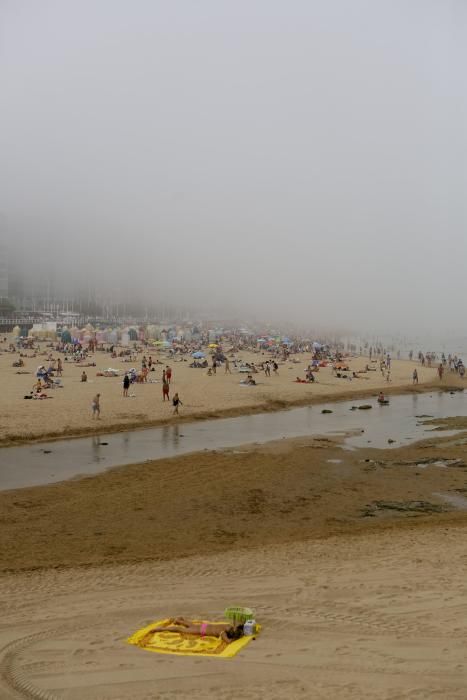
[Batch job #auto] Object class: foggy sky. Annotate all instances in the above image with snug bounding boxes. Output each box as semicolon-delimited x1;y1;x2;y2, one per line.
1;0;466;333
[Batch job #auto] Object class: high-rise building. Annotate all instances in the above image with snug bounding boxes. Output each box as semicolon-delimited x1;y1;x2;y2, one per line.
0;243;8;298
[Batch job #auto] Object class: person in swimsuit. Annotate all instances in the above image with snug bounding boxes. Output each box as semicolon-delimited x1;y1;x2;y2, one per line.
149;617;244;643
172;392;182;414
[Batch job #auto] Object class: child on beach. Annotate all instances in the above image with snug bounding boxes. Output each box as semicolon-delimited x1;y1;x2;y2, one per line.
91;393;101;419
172;393;182;415
123;373;130;397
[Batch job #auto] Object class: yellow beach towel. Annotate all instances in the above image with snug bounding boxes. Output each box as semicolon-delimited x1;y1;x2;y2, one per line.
127;619;259;658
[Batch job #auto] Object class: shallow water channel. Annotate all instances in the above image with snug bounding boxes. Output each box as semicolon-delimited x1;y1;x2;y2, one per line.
1;391;466;491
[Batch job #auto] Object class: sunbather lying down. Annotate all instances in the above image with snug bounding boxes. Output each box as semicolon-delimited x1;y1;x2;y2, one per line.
150;617;244;642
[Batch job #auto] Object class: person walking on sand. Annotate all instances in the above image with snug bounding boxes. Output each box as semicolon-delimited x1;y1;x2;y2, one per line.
172;392;182;415
438;363;444;381
413;368;418;385
166;365;172;384
273;361;279;376
91;393;101;419
162;379;170;401
56;358;63;376
224;357;231;374
123;372;130;397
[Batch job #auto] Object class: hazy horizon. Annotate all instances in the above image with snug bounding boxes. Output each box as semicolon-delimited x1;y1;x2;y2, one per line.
2;0;466;335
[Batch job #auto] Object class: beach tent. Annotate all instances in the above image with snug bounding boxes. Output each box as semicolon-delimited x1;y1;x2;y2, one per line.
128;328;138;341
61;329;72;344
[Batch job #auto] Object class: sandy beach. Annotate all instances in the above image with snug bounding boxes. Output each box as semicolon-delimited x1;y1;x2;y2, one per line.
2;427;467;698
2;522;467;699
0;338;451;445
2;338;467;699
3;1;466;696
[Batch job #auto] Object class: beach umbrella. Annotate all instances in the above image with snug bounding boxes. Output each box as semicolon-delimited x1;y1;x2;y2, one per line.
192;351;205;359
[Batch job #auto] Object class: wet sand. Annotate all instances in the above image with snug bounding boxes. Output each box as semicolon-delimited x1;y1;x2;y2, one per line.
2;432;467;698
2;430;467;572
0;339;450;445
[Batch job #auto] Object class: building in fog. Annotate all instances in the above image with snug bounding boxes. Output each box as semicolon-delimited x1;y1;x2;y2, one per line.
0;243;8;298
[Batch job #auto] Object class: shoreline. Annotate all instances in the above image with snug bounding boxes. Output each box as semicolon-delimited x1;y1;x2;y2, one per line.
2;425;467;575
0;379;460;448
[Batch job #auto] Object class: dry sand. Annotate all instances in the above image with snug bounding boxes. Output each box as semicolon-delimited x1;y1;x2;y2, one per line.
0;338;450;444
2;523;467;699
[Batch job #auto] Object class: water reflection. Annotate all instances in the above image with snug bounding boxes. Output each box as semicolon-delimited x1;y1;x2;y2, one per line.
91;435;102;463
171;424;180;448
1;390;466;491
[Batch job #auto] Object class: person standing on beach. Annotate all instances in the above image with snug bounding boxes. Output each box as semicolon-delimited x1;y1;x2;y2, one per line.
92;393;101;419
166;365;172;384
413;368;418;385
172;392;182;415
56;358;63;376
123;372;130;397
273;361;279;375
224;357;231;374
438;364;444;381
162;379;170;401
